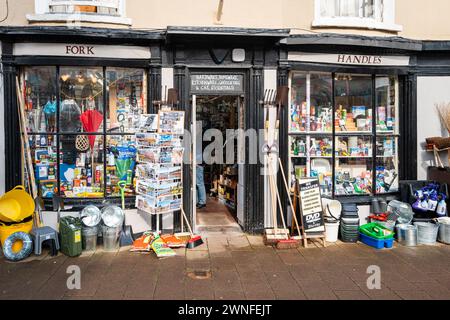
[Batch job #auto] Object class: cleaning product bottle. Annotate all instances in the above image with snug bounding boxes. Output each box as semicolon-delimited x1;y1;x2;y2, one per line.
428;194;438;211
437;194;447;217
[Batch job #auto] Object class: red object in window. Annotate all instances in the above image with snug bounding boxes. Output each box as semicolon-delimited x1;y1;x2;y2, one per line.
80;110;103;148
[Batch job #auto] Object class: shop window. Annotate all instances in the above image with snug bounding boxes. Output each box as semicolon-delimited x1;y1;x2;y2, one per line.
289;71;400;198
313;0;402;32
27;0;131;25
59;134;105;198
59;67;104;133
21;66;147;200
106;68;147;133
24;67;57;134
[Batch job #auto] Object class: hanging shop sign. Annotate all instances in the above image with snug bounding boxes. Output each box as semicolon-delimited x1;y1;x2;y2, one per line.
298;179;325;233
288;52;410;67
13;43;151;60
190;74;244;95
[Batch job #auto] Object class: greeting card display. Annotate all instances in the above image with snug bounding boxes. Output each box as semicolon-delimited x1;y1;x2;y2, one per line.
135;112;184;215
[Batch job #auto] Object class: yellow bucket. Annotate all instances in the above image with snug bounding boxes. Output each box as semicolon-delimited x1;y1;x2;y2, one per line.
0;198;22;223
0;218;33;253
0;186;35;222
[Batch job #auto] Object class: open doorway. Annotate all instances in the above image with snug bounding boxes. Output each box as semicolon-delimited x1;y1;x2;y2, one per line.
194;95;243;234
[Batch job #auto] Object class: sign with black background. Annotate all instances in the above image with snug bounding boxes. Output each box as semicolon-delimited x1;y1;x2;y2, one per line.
299;180;325;232
190;74;244;95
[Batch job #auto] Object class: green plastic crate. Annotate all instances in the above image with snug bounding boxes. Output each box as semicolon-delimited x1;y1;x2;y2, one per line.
59;216;82;257
359;222;395;240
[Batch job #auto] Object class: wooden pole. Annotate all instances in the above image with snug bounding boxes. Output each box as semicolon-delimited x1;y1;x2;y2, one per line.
16;77;41;227
278;157;302;238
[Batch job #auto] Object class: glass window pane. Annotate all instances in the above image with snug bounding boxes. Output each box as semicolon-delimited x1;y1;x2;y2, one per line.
59;134;104;198
335;74;373;133
23;67;57;133
106;135;137;197
376;136;399;193
335;136;373;195
106;68;147;134
290;72;333;133
59;67;104;133
376;76;398;134
30;135;58;198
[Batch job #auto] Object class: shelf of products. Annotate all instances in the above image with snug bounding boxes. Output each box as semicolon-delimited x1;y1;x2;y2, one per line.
288;72;400;198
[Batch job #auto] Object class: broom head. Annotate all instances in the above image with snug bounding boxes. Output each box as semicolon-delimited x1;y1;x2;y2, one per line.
187;235;204;249
276;238;299;250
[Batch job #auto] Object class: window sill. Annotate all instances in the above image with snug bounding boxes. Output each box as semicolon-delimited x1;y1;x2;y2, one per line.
312;18;403;32
26;13;132;26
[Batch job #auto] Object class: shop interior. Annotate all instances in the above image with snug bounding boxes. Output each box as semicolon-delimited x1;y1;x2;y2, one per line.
195;95;242;231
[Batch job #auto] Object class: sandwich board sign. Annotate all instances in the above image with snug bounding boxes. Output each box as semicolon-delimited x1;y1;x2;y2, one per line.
298;179;325;233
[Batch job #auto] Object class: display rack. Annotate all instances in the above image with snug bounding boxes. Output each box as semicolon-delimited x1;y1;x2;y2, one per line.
134;110;185;231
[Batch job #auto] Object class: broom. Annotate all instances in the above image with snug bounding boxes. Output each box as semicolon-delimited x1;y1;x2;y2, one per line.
174;208;192;243
268;164;298;249
181;207;203;249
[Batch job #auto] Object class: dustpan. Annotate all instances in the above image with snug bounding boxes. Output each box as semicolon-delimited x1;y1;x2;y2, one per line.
117;181;135;247
1;186;35;222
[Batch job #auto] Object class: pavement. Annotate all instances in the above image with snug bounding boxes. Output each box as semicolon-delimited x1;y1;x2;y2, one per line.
1;233;450;300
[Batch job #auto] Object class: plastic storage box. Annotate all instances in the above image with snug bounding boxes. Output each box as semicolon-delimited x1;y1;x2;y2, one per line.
359;232;394;249
359;222;395;240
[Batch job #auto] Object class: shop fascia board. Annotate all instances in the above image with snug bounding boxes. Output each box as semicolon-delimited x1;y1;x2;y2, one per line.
282;34;423;52
0;26;166;42
166;26;290;38
422;41;450;52
165;26;290;45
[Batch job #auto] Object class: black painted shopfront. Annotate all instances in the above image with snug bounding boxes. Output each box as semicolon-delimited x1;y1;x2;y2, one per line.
4;27;450;233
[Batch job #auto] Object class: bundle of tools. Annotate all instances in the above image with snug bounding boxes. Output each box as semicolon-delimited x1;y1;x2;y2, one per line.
262;87;303;249
16;77;42;227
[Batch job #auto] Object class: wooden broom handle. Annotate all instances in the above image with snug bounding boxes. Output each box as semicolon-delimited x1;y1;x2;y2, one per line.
278;157;302;237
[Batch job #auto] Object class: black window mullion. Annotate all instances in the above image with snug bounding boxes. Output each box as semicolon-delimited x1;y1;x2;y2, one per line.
56;66;61;197
372;74;377;196
331;72;336;198
103;66;107;199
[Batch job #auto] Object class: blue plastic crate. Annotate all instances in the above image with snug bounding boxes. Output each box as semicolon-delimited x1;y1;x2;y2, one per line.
359;232;394;249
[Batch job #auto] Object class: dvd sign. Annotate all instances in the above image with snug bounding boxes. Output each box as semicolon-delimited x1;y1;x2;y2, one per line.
299;180;325;232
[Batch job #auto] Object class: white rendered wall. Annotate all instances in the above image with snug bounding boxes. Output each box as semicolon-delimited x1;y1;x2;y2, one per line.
417;77;450;180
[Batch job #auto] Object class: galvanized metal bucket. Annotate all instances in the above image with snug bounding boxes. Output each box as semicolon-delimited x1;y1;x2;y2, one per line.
414;222;439;245
396;224;418;247
437;217;450;244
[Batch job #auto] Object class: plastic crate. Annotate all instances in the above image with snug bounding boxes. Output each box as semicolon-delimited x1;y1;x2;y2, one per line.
359;232;394;249
359;222;395;240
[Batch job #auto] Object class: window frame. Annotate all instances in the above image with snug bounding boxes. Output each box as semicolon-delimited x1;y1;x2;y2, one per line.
288;70;401;199
21;64;149;200
27;0;131;26
312;0;402;32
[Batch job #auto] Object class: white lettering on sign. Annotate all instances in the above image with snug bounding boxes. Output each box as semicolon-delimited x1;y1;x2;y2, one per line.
288;52;410;66
298;179;325;233
191;74;244;94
